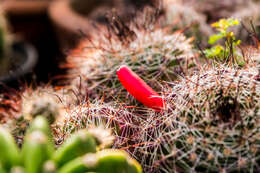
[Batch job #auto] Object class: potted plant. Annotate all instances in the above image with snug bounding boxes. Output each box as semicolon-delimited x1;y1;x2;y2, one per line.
0;12;37;84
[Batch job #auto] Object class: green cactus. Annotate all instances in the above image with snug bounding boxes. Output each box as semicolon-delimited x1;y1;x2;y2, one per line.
67;24;194;103
57;149;142;173
53;129;97;167
127;64;260;172
0;127;20;171
0;116;142;173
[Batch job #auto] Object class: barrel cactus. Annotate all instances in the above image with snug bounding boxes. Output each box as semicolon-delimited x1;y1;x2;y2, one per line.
0;116;142;173
66;21;194;103
125;64;260;172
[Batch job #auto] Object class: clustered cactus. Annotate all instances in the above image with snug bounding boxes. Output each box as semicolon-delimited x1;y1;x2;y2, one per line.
126;64;260;172
66;22;194;103
0;116;142;173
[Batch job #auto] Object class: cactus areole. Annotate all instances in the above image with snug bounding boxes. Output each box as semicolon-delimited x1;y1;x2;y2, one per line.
117;65;164;111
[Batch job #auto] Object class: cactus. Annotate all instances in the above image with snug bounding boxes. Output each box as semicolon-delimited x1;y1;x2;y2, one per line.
0;86;69;146
53;100;142;148
0;126;20;170
57;149;142;173
66;20;194;103
123;64;260;172
20;86;64;123
0;116;142;173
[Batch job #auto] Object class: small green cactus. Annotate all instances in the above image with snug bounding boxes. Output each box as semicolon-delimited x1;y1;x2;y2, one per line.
0;116;142;173
67;25;194;103
57;149;142;173
128;64;260;172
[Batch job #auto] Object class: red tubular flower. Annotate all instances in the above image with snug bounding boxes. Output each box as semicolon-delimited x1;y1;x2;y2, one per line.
117;65;165;112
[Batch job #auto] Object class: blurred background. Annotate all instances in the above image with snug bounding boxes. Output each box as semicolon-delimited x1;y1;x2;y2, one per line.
0;0;155;88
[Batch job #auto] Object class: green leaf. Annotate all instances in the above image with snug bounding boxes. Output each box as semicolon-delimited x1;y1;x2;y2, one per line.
208;33;223;44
